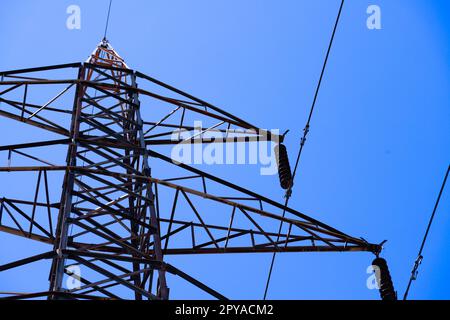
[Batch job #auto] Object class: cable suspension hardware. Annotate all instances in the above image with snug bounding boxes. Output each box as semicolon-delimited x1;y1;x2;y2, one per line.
264;0;345;299
403;165;450;300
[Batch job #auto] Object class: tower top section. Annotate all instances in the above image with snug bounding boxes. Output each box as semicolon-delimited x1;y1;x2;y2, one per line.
86;38;129;70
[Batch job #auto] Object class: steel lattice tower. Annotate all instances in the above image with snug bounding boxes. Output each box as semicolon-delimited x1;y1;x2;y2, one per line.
0;39;381;300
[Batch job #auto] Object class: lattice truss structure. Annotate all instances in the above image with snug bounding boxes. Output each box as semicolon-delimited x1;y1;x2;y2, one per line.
0;40;381;300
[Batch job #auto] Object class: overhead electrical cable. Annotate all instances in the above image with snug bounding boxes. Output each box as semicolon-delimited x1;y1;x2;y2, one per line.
403;165;450;300
103;0;113;40
263;0;345;299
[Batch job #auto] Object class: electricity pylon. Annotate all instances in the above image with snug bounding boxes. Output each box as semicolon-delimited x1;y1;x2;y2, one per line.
0;39;381;300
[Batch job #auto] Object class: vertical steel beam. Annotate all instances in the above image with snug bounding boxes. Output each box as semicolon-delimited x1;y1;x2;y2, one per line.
131;72;169;299
48;65;85;297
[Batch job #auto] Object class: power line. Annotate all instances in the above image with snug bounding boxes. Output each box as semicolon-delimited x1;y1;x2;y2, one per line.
103;0;113;40
403;164;450;300
263;0;345;299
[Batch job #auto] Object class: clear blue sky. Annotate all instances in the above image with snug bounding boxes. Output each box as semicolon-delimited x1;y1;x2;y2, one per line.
0;0;449;299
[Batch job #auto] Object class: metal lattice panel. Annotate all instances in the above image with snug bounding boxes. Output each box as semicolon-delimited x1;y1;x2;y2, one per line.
0;40;380;300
